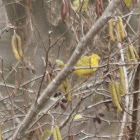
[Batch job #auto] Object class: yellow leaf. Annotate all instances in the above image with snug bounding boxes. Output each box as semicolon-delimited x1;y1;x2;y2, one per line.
56;60;65;69
73;114;85;120
53;127;57;140
56;60;71;102
41;129;52;140
109;19;115;42
109;82;122;111
55;125;62;140
11;33;23;60
60;79;71;102
119;67;127;95
118;16;125;39
125;0;132;7
72;0;89;12
44;129;52;135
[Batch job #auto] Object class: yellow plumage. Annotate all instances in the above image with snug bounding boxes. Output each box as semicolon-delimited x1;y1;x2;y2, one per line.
74;54;100;77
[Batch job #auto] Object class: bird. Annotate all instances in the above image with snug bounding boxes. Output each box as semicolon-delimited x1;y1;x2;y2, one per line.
74;54;100;77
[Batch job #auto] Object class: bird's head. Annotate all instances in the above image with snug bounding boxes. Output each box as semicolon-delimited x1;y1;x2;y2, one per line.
91;54;100;61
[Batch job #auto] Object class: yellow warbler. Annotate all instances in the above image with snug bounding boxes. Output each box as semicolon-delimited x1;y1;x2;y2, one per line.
74;54;100;77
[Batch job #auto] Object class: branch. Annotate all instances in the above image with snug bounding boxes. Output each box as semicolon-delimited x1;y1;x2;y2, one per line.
130;15;140;140
12;0;122;139
118;43;130;140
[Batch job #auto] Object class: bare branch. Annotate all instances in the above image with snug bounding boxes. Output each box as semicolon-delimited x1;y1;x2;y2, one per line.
130;15;140;140
12;0;122;139
117;42;130;140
